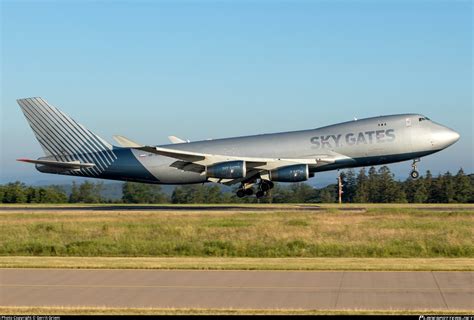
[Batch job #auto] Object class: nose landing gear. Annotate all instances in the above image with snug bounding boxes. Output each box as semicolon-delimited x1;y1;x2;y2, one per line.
410;158;420;179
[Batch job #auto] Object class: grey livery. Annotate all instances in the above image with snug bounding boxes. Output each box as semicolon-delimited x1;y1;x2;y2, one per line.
17;97;460;198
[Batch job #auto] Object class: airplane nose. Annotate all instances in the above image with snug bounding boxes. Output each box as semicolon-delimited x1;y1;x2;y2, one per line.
439;127;460;147
446;128;460;144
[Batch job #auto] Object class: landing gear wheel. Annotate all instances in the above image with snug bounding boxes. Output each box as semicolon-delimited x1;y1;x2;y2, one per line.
410;170;419;179
256;190;265;198
260;182;270;192
236;189;245;198
410;158;421;180
244;188;254;196
260;180;274;192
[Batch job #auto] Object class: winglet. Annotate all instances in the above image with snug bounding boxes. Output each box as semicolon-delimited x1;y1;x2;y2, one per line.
113;135;143;148
168;135;189;144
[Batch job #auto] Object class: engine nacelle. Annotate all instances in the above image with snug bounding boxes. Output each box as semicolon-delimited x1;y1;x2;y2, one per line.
269;164;309;182
206;160;246;179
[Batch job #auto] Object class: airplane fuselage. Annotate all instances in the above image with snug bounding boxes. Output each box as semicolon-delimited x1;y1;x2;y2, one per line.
17;98;460;191
98;114;458;184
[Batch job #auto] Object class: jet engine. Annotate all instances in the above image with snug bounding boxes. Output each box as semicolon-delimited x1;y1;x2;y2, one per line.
269;164;309;182
206;160;246;179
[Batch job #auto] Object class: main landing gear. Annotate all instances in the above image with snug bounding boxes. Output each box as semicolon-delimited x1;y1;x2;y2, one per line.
236;187;254;198
236;180;274;198
410;158;420;179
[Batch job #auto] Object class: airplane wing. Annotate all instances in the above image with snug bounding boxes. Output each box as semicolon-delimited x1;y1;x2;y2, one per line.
115;135;346;185
136;145;328;170
115;135;190;146
17;158;95;170
144;146;352;185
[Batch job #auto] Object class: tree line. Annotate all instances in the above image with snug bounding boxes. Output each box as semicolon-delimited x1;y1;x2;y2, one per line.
1;166;473;203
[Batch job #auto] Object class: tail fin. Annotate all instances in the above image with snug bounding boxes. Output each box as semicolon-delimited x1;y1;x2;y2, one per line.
17;97;117;175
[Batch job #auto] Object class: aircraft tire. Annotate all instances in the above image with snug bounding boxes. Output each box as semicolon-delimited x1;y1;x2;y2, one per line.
244;188;254;196
236;189;245;198
410;170;419;179
256;190;265;198
260;182;270;192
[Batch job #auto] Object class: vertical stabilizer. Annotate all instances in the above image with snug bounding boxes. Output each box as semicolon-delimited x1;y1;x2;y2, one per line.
17;97;116;176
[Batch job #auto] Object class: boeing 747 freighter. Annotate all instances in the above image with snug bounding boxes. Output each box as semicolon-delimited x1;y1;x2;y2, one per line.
17;97;460;198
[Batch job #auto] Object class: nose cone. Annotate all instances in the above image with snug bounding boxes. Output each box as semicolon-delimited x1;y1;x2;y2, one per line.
444;128;460;145
433;127;460;149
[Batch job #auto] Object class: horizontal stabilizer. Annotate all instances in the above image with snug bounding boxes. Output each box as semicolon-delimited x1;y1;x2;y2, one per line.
17;158;96;169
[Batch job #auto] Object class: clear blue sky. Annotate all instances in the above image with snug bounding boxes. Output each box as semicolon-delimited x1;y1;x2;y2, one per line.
1;0;472;185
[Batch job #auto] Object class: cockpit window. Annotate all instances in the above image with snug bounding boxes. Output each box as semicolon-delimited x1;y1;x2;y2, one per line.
418;117;430;122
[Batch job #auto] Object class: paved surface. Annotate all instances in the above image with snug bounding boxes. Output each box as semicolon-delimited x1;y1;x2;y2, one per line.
1;269;472;310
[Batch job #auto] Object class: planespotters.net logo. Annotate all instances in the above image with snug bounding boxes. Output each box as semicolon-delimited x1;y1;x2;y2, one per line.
1;317;60;320
419;316;474;320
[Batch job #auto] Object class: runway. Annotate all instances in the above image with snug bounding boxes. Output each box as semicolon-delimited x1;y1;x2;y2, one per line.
1;269;472;310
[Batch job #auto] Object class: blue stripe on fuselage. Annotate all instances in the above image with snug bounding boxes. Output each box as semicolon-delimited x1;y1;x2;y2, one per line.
98;147;159;183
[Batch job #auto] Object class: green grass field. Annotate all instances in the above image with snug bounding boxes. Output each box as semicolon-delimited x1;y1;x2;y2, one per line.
0;204;472;260
2;204;472;316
